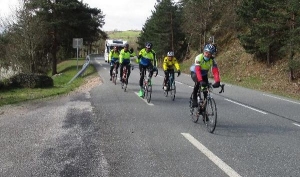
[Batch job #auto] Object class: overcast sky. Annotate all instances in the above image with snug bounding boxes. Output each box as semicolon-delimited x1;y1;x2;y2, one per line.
0;0;178;31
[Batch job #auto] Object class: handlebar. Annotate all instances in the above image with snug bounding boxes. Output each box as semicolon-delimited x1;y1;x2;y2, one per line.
204;83;225;94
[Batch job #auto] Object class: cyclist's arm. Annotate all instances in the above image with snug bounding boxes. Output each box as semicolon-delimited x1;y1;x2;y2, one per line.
173;57;180;71
212;60;220;82
162;57;168;71
108;51;112;63
119;51;124;64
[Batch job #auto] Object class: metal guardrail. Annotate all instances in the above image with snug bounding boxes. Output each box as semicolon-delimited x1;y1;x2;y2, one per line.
67;55;90;84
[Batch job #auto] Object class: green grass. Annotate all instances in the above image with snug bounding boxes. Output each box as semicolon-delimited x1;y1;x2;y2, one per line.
0;58;98;107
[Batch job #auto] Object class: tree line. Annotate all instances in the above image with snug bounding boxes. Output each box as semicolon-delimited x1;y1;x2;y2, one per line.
137;0;300;80
0;0;106;76
1;0;300;80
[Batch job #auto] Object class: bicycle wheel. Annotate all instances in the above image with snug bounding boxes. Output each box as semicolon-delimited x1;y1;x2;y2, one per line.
146;85;152;103
171;83;176;101
189;93;199;123
204;97;217;133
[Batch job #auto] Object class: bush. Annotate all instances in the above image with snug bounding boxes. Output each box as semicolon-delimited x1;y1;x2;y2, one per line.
9;73;53;88
0;78;11;89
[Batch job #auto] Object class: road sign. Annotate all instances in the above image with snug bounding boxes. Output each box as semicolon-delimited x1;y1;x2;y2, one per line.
73;38;83;48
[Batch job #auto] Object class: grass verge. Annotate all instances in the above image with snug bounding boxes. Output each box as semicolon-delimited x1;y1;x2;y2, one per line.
0;58;98;107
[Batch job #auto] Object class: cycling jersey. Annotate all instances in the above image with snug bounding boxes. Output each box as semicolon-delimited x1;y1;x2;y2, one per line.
163;56;180;71
193;53;220;82
137;48;156;66
119;49;131;64
109;50;119;63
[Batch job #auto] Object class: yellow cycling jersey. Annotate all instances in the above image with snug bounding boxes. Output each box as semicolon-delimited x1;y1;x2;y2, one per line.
108;50;119;62
163;56;180;71
119;49;131;63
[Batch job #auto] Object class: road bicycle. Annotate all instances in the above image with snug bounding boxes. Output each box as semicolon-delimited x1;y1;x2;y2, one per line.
163;71;179;101
111;61;119;85
189;83;225;133
141;67;157;103
121;64;134;91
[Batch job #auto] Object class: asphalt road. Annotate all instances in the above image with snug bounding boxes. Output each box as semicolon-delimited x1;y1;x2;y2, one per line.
0;55;299;177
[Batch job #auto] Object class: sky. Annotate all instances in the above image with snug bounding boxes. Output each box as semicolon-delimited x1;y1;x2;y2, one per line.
0;0;178;31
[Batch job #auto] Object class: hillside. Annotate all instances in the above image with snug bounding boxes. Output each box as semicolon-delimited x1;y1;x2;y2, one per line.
105;31;300;101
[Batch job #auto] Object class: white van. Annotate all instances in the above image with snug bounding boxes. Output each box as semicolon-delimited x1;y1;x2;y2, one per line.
104;39;128;62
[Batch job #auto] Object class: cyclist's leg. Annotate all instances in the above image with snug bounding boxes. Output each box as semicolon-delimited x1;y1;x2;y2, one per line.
191;71;199;107
126;63;131;79
202;75;209;99
139;64;145;87
109;60;115;80
139;65;146;96
116;62;119;74
170;69;175;89
120;63;123;79
163;70;168;90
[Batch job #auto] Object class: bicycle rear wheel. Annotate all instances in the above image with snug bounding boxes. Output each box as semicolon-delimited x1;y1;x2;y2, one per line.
204;97;217;133
189;93;199;123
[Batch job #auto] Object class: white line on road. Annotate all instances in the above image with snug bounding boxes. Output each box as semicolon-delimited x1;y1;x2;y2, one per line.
134;92;154;106
293;123;300;127
181;133;242;177
225;99;267;114
263;94;300;105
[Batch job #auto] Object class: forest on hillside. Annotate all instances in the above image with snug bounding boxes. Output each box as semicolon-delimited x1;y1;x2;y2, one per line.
0;0;300;85
136;0;300;82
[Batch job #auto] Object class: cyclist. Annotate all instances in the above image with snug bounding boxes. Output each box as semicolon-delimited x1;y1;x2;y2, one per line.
190;43;221;107
137;42;158;97
162;51;181;91
109;46;120;81
119;43;131;83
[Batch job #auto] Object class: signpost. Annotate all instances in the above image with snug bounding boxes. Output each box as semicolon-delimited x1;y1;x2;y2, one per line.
73;38;83;70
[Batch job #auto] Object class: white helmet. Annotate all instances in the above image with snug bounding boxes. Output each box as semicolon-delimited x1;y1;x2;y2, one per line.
167;51;174;57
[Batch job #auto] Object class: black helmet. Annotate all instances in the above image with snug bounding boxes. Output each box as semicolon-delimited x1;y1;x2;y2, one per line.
145;42;153;49
203;44;216;54
124;43;129;48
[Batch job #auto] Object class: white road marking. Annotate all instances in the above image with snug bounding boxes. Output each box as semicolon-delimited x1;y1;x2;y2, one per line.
263;94;300;105
225;99;267;114
293;123;300;127
181;133;242;177
134;92;154;106
175;81;183;85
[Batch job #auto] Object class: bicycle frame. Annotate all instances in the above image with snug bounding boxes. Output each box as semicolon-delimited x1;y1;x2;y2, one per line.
164;71;178;100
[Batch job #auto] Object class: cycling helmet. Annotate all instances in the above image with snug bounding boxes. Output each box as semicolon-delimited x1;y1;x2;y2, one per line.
203;44;216;54
145;42;153;49
124;43;129;48
167;51;174;57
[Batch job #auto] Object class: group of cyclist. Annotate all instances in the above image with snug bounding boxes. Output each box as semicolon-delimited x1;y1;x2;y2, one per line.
108;42;221;103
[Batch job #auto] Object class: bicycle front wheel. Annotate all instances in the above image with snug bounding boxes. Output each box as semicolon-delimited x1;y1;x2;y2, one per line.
204;97;217;133
112;70;117;85
171;84;176;101
146;85;152;103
